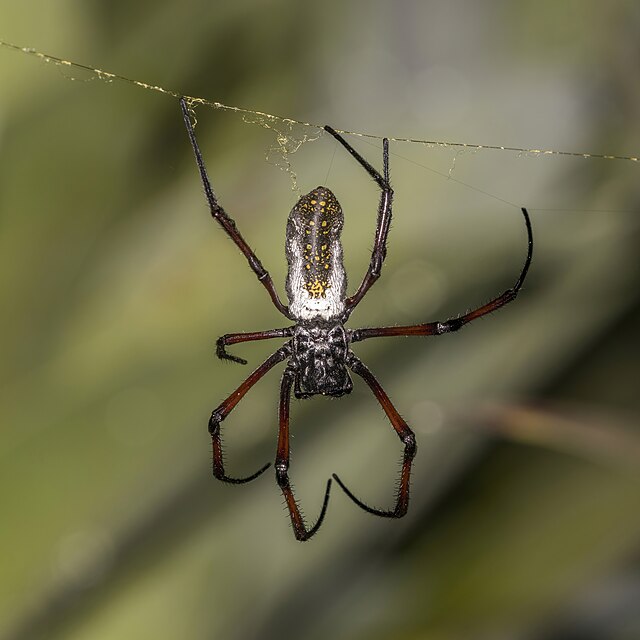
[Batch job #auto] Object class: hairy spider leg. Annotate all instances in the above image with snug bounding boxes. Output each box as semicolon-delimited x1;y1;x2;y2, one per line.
323;126;393;315
208;346;290;483
351;208;533;342
332;354;416;518
180;97;290;318
216;327;294;365
277;367;332;540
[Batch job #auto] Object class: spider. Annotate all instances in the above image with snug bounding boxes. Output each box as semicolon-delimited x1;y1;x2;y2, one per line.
180;97;533;541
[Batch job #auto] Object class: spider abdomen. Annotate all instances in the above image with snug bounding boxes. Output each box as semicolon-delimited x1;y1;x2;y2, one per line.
285;187;347;321
292;321;353;398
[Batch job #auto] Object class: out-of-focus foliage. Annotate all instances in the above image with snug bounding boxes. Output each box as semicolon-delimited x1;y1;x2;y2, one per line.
0;2;639;639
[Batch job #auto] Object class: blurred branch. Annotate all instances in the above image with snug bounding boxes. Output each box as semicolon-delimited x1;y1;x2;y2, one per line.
473;402;640;469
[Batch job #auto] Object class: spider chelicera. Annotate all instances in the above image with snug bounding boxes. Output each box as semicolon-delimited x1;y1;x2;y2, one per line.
180;97;533;541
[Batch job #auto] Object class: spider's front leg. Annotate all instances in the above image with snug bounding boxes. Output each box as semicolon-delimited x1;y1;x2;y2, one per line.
276;366;332;541
180;97;290;318
350;208;534;342
332;354;416;518
208;345;289;483
216;327;294;365
324;126;393;315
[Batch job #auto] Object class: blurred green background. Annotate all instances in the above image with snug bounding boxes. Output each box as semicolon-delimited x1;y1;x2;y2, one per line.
1;2;639;639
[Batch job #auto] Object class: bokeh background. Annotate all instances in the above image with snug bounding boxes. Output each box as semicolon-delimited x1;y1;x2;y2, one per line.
1;2;639;639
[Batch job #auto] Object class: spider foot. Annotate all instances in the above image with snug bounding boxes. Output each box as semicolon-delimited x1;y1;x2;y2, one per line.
216;338;248;365
332;473;404;519
215;461;271;485
295;478;333;542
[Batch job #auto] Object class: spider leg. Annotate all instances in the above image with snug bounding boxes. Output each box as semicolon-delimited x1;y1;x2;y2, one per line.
216;327;294;365
209;345;290;484
181;97;290;318
351;208;533;342
276;366;332;541
324;126;393;315
333;354;416;518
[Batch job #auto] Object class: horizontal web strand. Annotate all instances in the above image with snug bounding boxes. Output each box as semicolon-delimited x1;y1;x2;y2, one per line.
1;39;638;163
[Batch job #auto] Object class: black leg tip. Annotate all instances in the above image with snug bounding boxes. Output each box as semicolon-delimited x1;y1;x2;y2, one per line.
217;461;271;485
294;477;333;542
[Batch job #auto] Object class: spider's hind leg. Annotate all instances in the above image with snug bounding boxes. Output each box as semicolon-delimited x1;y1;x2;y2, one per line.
333;354;416;519
208;345;289;483
276;366;332;541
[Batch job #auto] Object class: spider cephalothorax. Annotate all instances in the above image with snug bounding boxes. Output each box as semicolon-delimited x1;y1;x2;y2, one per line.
291;321;353;399
180;98;533;541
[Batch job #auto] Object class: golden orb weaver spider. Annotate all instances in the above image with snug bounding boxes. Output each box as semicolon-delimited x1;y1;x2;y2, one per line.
180;98;533;541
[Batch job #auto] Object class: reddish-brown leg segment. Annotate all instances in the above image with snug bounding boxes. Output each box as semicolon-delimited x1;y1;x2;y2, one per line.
323;126;393;315
332;354;416;518
351;208;533;343
276;367;332;541
216;327;294;365
209;346;290;484
181;98;290;318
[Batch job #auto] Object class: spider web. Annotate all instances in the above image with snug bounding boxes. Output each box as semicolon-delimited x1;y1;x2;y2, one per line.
1;38;638;208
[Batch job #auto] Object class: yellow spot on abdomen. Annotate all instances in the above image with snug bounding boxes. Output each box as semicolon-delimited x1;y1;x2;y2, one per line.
305;279;329;298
